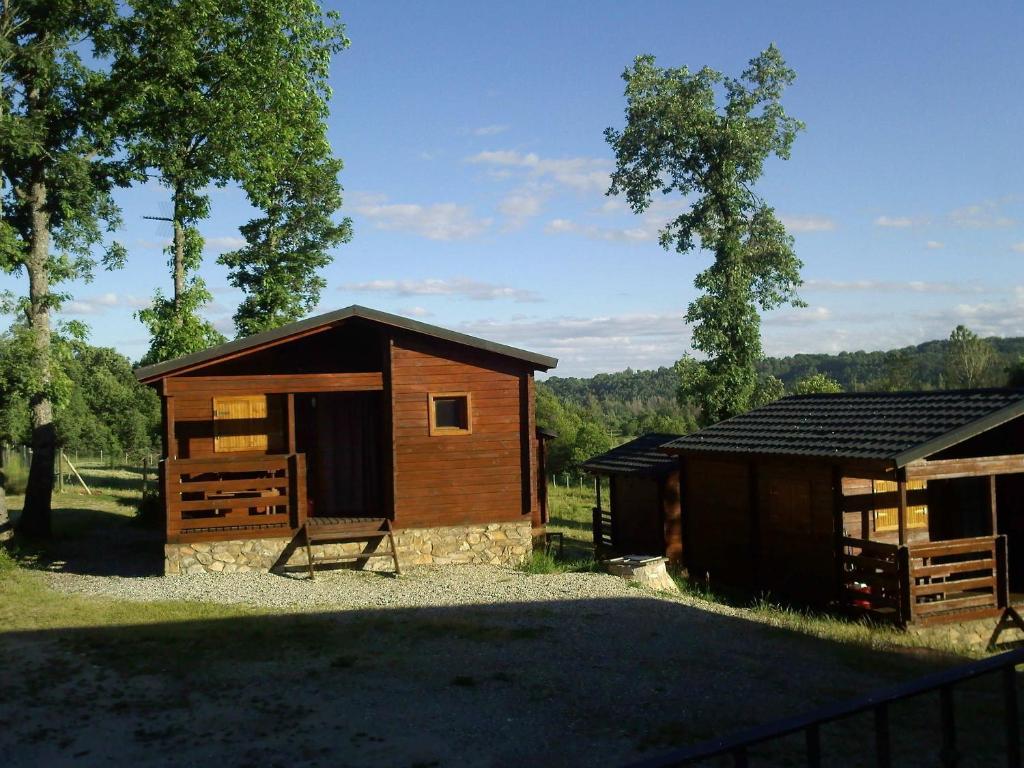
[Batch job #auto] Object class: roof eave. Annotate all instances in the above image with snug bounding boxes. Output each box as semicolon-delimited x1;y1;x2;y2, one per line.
892;398;1024;467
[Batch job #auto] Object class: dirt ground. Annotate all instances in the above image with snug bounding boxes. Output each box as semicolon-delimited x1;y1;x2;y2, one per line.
2;573;1020;768
2;469;1020;767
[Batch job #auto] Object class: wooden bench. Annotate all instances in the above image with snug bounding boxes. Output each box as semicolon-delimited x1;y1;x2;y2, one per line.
302;516;401;578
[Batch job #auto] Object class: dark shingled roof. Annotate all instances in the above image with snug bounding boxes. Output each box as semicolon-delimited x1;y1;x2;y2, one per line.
660;390;1024;467
135;305;557;381
583;433;682;477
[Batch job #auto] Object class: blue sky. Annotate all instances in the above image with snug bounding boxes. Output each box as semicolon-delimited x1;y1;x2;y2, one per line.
3;1;1023;377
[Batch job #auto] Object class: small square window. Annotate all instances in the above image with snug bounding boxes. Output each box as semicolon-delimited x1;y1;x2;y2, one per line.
429;392;472;435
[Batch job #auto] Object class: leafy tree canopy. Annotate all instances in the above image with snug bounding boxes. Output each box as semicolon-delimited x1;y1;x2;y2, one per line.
606;45;804;424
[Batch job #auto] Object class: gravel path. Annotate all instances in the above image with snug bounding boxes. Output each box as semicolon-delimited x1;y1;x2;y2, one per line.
43;564;712;613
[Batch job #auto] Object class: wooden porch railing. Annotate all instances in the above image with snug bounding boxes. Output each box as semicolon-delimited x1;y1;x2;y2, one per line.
162;453;307;542
907;535;1008;626
592;506;613;556
840;536;905;623
840;534;1008;625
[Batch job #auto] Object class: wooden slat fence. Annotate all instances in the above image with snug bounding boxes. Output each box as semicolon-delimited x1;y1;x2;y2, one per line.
840;536;904;623
163;453;307;541
907;535;1006;626
592;506;614;556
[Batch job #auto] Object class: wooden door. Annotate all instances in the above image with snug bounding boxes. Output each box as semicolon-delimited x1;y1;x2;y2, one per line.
296;392;383;517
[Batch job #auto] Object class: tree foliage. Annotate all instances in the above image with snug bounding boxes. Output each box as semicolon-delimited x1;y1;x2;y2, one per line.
794;372;843;395
113;0;349;358
221;151;352;338
606;45;804;424
1;1;132;535
944;324;995;389
0;331;160;457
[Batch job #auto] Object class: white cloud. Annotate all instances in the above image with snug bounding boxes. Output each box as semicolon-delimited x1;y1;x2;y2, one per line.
1013;242;1024;253
470;124;509;137
874;215;919;228
926;240;944;249
352;194;491;241
948;201;1016;229
458;312;690;376
467;150;611;193
341;277;543;303
763;305;832;326
498;191;545;228
912;287;1024;337
803;279;984;294
543;217;658;242
400;306;433;318
204;235;245;250
135;237;172;250
780;215;836;233
60;293;151;316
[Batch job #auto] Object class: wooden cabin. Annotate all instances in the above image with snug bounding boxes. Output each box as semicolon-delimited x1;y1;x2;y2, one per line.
582;434;683;564
661;390;1024;626
134;306;557;575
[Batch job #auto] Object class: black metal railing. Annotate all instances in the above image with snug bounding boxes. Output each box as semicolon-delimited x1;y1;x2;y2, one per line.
624;647;1023;768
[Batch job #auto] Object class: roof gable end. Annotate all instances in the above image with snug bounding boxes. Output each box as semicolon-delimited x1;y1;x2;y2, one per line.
134;305;557;382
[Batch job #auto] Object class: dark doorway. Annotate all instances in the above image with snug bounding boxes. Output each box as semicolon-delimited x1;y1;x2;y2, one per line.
997;474;1024;594
295;392;384;518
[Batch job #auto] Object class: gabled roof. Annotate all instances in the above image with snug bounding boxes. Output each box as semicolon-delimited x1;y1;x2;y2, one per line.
661;390;1024;467
134;305;558;382
584;433;683;477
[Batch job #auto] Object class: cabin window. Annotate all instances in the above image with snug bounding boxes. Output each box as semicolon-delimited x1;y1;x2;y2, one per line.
213;395;269;452
873;478;928;531
429;392;472;435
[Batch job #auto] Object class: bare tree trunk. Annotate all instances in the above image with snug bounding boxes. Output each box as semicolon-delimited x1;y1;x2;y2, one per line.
17;174;54;538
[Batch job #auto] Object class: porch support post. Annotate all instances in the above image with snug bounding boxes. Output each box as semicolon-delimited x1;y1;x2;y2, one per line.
987;475;998;535
594;475;602;511
832;466;846;605
164;396;177;460
287;393;296;454
896;474;908;546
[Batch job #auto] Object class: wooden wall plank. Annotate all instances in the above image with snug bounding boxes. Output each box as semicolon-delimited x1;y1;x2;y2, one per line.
390;333;529;528
165;372;383;396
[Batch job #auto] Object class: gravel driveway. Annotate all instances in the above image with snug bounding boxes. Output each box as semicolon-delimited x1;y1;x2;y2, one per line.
43;564;691;612
5;565;1009;768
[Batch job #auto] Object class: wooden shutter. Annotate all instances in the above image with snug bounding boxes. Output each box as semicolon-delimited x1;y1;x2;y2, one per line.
213;395;268;453
873;478;928;531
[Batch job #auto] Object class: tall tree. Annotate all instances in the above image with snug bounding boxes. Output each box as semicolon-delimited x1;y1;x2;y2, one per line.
114;0;348;361
1;1;130;536
606;45;804;424
944;325;994;389
220;139;351;338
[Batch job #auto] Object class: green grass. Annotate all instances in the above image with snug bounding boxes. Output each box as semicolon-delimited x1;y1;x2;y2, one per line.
2;452;29;495
545;479;603;561
517;548;599;574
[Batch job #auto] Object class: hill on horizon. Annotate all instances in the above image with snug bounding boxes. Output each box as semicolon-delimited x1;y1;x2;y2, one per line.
542;333;1024;407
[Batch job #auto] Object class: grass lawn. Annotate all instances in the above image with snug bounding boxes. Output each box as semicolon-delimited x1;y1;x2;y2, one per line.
1;468;1021;767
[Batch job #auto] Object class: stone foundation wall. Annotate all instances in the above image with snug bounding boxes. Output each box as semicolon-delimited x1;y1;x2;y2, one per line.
165;521;533;575
905;614;1005;648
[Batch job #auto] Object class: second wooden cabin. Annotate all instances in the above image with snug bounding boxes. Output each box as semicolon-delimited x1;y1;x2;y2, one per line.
585;390;1024;627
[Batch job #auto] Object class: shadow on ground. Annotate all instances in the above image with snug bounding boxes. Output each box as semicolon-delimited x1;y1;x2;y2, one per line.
8;504;163;578
1;586;1018;768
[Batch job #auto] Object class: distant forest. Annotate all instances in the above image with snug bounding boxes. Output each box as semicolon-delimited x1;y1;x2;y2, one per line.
538;334;1024;476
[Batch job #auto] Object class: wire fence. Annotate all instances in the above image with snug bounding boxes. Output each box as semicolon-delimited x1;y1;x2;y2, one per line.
1;444;157;497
